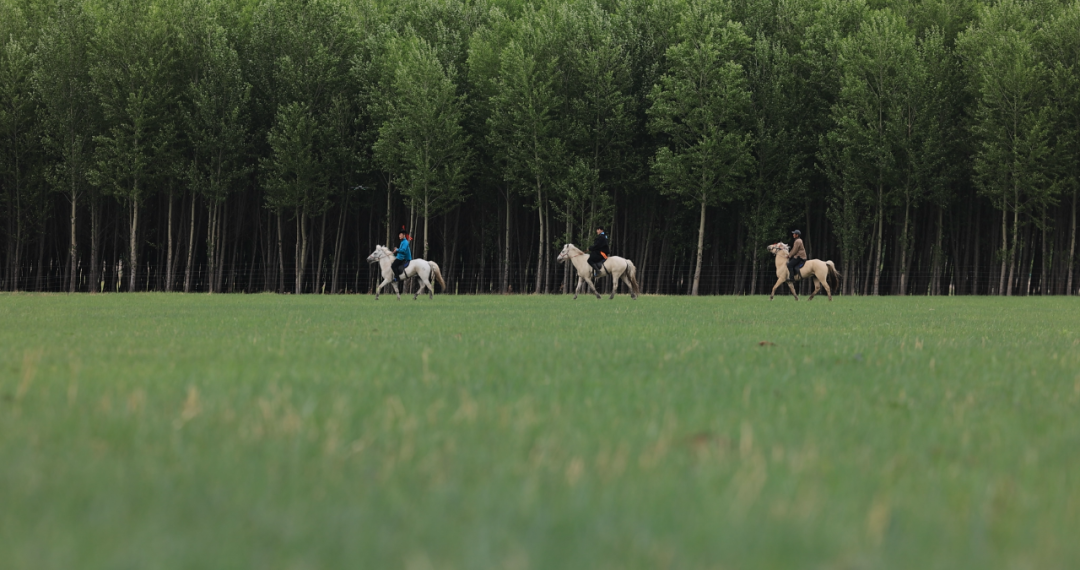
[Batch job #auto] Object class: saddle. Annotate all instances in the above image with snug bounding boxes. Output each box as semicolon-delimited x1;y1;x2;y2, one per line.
790;260;805;281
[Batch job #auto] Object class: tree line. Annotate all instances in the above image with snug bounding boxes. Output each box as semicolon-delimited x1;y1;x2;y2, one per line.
1;0;1078;296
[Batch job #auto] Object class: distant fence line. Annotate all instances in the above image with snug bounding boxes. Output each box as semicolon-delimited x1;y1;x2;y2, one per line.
2;261;1075;297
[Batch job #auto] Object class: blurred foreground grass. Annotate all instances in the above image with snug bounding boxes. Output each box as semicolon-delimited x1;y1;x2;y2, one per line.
1;293;1079;569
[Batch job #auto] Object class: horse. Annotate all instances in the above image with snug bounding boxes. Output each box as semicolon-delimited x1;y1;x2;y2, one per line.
766;242;841;301
365;245;446;300
555;243;641;300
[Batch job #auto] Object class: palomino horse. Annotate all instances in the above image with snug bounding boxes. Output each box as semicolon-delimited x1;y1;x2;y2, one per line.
766;242;841;301
556;244;641;300
366;245;446;300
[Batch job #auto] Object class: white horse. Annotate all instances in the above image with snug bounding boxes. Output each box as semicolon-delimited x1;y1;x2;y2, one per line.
556;244;641;300
366;245;446;300
766;242;841;301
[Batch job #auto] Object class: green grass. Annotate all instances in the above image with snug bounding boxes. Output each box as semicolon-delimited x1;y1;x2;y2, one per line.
2;293;1079;569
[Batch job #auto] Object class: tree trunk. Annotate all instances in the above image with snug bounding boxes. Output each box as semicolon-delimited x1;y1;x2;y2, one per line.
185;194;197;293
543;200;551;293
1040;206;1048;296
276;212;285;293
750;250;758;296
872;184;883;296
89;198;100;293
298;210;309;294
316;210;326;293
165;189;174;291
535;179;544;295
503;190;511;293
206;202;217;293
931;205;943;295
1006;183;1020;296
332;193;348;294
997;206;1007;295
385;177;393;246
216;200;228;292
898;193;910;295
68;185;78;293
1068;187;1077;295
692;197;706;296
423;195;430;259
128;197;140;292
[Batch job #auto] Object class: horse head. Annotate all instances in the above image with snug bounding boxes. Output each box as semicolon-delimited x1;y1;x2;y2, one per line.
556;244;575;263
366;246;389;263
766;243;789;256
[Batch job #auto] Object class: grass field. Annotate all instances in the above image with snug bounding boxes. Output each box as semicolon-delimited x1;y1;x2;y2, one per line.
2;293;1079;569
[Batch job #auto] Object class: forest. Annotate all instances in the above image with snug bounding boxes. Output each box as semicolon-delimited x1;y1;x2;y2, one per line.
1;0;1078;296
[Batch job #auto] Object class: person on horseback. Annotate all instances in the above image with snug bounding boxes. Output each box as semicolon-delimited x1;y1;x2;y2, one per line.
390;227;412;282
588;226;609;277
786;229;806;282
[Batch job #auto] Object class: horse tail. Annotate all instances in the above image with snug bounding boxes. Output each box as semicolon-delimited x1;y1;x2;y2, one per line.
429;261;447;291
826;261;841;284
628;260;642;296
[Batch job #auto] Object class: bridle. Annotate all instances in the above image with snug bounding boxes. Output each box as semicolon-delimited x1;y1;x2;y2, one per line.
559;245;588;262
368;248;393;264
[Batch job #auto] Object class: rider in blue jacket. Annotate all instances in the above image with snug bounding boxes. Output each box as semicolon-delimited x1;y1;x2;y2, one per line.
391;228;411;282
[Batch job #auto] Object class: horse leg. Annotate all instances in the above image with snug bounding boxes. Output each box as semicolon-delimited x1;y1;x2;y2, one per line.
573;277;582;300
375;277;391;300
392;281;401;300
586;278;601;299
821;272;833;301
622;275;636;300
786;281;799;301
413;278;425;300
808;277;819;301
609;269;620;300
770;278;784;300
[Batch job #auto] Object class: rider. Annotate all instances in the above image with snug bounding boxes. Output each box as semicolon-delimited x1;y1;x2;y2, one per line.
588;226;609;277
391;227;411;282
786;229;806;282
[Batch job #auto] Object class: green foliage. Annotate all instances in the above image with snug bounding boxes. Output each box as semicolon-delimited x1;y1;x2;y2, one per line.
87;0;177;206
3;0;1080;295
373;32;471;255
647;0;753;210
261;101;324;215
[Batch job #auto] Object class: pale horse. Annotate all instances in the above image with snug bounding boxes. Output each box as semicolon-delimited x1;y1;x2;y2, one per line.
366;245;446;300
556;244;641;300
766;242;841;301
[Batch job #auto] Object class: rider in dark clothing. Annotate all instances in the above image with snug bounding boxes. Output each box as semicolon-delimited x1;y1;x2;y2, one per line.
588;227;609;276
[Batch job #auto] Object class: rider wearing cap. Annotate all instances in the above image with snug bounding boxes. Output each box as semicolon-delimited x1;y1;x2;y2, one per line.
588;226;609;277
787;229;806;282
391;227;411;282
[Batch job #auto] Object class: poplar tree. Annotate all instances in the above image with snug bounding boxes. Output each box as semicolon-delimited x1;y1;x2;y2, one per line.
261;101;325;294
34;0;96;293
487;38;566;294
960;0;1054;296
374;34;470;259
1040;2;1080;294
647;0;753;296
0;9;40;292
89;0;177;292
826;9;918;296
185;22;249;293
